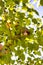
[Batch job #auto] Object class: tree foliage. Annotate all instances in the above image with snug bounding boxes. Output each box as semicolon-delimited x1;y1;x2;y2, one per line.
0;0;43;65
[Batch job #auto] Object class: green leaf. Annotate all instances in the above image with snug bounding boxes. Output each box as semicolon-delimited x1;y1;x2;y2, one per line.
40;0;43;6
32;18;37;24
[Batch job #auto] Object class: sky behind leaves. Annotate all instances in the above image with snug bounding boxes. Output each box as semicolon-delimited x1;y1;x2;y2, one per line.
31;0;43;17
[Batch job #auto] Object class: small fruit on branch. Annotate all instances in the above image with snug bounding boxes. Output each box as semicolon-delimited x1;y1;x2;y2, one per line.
0;44;3;51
